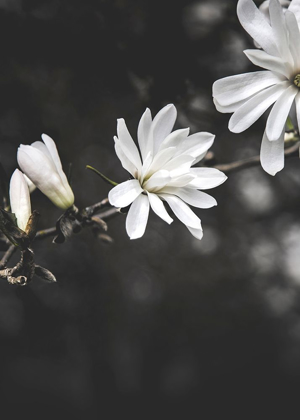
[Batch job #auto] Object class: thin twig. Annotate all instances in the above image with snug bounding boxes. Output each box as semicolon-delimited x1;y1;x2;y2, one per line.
0;244;17;269
213;142;299;174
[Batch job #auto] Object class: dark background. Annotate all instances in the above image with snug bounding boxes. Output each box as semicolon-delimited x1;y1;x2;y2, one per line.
1;0;300;417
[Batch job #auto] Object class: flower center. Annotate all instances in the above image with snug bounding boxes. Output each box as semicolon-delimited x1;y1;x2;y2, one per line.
294;74;300;87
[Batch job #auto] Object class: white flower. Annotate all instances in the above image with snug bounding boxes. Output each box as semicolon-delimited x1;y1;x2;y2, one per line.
9;169;31;231
17;134;74;210
108;104;227;240
213;0;300;176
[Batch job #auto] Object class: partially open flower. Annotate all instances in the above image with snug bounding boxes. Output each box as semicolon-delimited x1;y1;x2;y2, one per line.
9;169;31;231
108;104;227;240
17;134;74;210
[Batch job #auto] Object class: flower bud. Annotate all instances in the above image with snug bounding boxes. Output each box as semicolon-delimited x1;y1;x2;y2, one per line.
9;169;31;231
17;134;74;210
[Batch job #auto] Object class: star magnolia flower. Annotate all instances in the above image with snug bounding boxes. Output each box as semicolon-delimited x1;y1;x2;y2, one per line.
108;104;227;240
213;0;300;176
9;169;31;231
17;134;75;210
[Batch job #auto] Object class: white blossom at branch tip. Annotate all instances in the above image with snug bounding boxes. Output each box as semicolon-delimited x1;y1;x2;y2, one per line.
213;0;300;176
17;133;75;210
9;169;31;231
108;104;227;240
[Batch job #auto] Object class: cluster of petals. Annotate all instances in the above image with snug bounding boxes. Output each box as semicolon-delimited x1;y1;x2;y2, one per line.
17;134;75;210
108;104;227;240
213;0;300;176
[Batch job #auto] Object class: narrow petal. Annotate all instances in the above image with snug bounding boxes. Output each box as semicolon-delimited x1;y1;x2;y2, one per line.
147;192;173;224
269;0;292;63
41;133;74;203
266;84;298;141
229;81;290;133
117;118;142;173
237;0;279;56
295;92;300;132
213;71;283;106
213;97;250;113
24;174;36;193
176;132;215;161
108;179;143;208
260;129;284;176
244;49;290;78
126;194;150;239
186;225;203;240
159;194;201;229
159;128;190;151
188;168;228;190
163;155;195;177
114;137;137;177
160;187;217;209
41;134;64;178
164;174;195;188
285;11;300;71
150;104;177;154
147;147;176;175
9;169;31;231
137;108;152;161
143;170;171;192
289;0;300;25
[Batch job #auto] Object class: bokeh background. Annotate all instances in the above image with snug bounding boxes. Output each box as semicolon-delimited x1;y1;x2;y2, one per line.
1;0;300;417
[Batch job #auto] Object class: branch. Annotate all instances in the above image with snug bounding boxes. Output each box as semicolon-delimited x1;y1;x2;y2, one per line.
213;141;299;174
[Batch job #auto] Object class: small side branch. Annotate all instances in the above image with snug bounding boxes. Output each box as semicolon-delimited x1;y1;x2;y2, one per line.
213;142;299;174
0;244;17;269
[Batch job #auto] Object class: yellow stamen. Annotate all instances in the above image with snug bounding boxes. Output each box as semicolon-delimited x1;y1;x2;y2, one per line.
294;74;300;87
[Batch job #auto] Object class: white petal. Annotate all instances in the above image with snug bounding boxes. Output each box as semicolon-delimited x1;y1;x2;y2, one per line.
41;134;64;178
188;168;228;190
108;179;143;208
143;170;171;192
165;174;195;188
31;140;52;159
243;49;290;78
289;0;300;25
295;92;300;132
229;81;290;133
213;71;283;106
186;225;203;240
147;192;173;224
266;84;298;141
269;0;292;62
137;108;152;161
159;194;201;229
41;133;74;200
150;104;177;154
117;118;142;173
285;11;300;71
147;147;176;175
126;194;150;239
159;128;190;151
9;169;31;231
213;97;250;113
237;0;279;56
260;129;284;176
161;187;217;209
23;174;36;193
176;132;215;161
163;155;195;177
114;137;137;177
